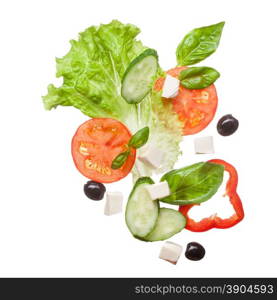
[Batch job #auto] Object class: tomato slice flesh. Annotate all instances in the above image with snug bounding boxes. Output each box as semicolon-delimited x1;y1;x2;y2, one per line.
154;66;218;135
72;118;136;183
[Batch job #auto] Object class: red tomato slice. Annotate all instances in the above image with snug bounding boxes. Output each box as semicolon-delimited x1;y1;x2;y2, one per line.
71;118;136;183
154;66;218;135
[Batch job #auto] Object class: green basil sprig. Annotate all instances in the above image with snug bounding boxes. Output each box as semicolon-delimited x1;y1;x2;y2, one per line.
176;22;225;66
179;67;220;89
128;127;149;148
111;150;130;170
159;162;224;205
111;127;149;170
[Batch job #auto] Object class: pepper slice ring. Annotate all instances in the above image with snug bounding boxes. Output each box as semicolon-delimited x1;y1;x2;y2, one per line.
179;159;244;232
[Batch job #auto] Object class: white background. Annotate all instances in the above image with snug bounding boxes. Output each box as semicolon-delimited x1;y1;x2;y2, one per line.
0;0;276;277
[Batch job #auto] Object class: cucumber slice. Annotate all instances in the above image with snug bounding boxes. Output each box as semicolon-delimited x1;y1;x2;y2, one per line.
125;177;159;238
121;49;158;104
144;208;186;242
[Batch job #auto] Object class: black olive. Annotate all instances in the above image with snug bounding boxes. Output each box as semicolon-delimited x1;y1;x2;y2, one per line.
217;114;239;136
185;242;205;261
84;181;106;200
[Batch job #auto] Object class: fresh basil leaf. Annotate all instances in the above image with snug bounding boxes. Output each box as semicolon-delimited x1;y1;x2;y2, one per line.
111;150;130;169
160;162;224;205
176;22;225;66
128;127;149;149
179;67;220;89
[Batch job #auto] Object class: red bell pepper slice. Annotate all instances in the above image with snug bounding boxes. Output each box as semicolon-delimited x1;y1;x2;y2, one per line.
179;159;244;232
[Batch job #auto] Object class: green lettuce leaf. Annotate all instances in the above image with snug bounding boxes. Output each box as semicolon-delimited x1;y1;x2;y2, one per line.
131;91;183;180
149;92;183;174
42;20;183;177
43;20;144;122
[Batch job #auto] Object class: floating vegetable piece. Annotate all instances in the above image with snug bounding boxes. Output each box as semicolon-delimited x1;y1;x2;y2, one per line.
84;181;106;200
144;208;186;242
160;162;224;205
43;20;145;118
128;127;149;149
176;22;225;66
111;150;130;170
121;49;159;104
217;114;239;136
43;20;187;178
112;126;149;169
72;118;136;183
125;177;159;239
179;159;244;232
179;67;220;89
154;67;218;136
185;242;206;261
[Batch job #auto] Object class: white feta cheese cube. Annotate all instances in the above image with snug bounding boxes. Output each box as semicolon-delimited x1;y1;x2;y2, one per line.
145;182;170;200
104;192;123;216
159;241;183;265
134;160;152;177
194;136;214;154
138;146;164;169
162;75;180;98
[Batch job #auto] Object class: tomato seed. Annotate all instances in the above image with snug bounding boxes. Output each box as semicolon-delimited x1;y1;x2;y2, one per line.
79;144;89;156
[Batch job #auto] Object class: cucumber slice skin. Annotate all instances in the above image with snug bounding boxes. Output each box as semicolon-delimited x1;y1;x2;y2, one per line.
121;49;158;104
143;208;186;242
125;177;159;239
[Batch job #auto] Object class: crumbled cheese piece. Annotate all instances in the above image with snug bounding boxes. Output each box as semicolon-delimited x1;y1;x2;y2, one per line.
104;192;123;216
159;241;183;264
162;75;180;98
138;146;164;169
194;136;214;154
145;182;170;200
